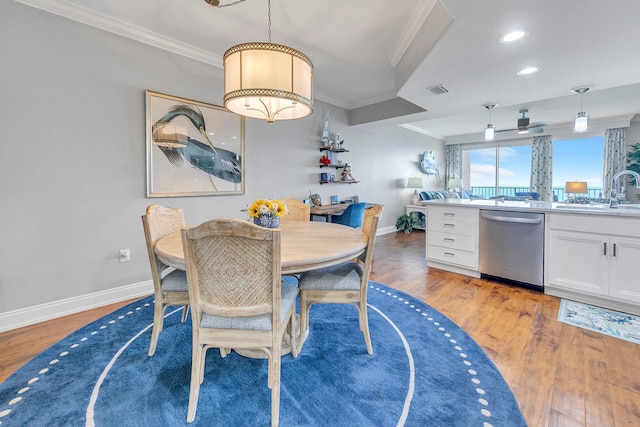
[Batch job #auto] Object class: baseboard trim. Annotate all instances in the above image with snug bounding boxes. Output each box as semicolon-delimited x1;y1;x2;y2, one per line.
378;225;398;235
0;280;154;333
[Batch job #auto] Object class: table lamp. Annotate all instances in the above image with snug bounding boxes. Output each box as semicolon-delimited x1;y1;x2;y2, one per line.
407;177;423;205
565;181;588;199
448;178;463;192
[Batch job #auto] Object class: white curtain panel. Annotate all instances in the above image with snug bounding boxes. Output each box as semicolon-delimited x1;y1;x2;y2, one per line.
445;144;462;189
602;128;626;196
530;135;553;201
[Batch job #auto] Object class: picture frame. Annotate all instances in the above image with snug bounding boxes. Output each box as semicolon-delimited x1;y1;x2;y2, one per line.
145;90;245;197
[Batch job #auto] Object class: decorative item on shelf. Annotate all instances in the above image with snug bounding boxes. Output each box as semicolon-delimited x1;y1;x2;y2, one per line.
309;192;321;207
331;195;338;205
420;151;441;182
322;113;330;146
320;172;329;182
320;155;331;165
406;177;423;205
341;163;355;181
353;194;360;203
330;174;336;182
243;198;287;228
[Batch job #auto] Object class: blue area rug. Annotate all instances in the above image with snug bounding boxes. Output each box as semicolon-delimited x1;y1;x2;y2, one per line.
0;282;526;426
558;299;640;344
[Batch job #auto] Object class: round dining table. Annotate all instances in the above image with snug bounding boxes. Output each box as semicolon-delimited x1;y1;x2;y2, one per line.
155;220;367;275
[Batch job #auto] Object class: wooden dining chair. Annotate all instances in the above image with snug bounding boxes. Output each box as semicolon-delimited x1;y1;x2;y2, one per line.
182;219;299;426
280;198;310;222
142;204;190;357
295;205;383;355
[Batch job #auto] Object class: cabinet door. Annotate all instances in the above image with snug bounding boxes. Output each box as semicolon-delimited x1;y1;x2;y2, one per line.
547;230;609;295
609;236;640;302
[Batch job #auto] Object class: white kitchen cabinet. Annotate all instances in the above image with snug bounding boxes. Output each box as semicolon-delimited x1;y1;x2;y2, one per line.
609;236;640;303
546;213;640;313
426;206;479;277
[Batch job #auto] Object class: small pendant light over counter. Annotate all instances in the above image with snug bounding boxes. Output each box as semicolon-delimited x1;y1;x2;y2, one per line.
571;87;590;133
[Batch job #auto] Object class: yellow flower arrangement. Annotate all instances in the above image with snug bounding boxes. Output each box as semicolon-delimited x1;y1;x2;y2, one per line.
247;198;288;218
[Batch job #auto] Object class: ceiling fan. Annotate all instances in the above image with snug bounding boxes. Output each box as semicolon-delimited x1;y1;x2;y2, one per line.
496;109;552;134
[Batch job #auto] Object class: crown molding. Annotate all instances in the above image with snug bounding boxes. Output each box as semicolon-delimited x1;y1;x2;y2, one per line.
13;0;223;68
389;0;440;68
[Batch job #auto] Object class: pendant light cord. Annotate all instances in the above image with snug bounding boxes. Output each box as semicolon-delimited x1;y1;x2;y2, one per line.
267;0;272;43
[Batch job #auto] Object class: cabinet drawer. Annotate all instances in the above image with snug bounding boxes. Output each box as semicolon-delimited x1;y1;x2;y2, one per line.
428;231;476;252
428;217;478;236
428;206;478;221
427;244;478;269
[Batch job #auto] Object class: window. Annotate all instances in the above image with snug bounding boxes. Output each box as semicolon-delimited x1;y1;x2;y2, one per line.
552;136;604;201
461;136;604;201
464;145;532;198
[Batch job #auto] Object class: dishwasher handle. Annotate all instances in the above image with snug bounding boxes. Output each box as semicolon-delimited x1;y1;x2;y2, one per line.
480;211;543;225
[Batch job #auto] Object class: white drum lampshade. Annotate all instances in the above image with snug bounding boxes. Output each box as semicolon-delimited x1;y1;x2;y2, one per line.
224;42;314;124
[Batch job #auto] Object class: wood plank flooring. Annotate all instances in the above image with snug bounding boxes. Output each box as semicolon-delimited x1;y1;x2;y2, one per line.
1;231;639;426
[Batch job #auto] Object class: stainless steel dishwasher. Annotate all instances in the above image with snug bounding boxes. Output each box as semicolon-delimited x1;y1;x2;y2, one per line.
479;210;545;291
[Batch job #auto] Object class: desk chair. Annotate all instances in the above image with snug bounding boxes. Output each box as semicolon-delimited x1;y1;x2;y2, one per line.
280;198;310;222
182;219;299;426
331;202;366;228
296;205;383;355
142;204;190;356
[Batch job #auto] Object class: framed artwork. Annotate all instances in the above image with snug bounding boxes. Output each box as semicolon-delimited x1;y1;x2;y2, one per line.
145;90;245;197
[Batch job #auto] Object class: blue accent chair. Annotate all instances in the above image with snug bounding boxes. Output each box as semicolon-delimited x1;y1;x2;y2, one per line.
331;203;366;228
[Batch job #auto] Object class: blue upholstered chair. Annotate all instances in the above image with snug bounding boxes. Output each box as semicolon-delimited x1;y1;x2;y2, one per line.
331;202;366;228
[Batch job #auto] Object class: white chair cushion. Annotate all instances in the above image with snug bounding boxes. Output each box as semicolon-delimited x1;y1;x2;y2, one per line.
200;281;298;331
298;262;363;291
161;269;188;292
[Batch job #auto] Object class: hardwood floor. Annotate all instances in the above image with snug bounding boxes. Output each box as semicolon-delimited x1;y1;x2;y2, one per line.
1;231;639;426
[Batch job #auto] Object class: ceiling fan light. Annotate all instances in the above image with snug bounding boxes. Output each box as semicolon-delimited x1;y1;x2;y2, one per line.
484;123;495;140
574;111;589;132
518;129;529;134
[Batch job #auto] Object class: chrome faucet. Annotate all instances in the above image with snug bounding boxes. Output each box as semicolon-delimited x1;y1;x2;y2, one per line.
609;170;640;208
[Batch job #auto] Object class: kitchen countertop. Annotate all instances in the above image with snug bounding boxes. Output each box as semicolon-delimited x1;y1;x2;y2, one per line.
419;198;640;218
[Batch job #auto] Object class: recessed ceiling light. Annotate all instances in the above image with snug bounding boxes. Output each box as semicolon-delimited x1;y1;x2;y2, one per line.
517;66;539;76
500;30;527;43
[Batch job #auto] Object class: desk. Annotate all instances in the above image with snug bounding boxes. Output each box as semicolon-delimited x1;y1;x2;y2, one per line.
155;221;367;275
309;203;377;222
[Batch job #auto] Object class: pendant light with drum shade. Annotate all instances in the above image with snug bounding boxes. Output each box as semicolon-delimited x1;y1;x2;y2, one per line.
208;0;314;123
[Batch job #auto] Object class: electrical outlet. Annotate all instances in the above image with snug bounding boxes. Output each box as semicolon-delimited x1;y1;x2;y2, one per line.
119;249;131;263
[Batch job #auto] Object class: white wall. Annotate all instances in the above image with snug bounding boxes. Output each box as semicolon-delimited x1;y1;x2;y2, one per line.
0;2;444;321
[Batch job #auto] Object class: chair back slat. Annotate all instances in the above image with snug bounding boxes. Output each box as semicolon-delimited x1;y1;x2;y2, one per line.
182;219;281;318
281;198;311;222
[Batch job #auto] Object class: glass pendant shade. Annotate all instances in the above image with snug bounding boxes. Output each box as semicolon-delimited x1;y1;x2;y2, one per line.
224;42;314;123
484;124;495;140
573;111;589;132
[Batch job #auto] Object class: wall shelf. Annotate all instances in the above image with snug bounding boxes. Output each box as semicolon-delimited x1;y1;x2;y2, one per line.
320;180;359;185
319;148;350;153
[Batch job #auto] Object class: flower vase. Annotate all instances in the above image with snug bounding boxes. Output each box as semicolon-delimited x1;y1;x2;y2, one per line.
254;214;280;228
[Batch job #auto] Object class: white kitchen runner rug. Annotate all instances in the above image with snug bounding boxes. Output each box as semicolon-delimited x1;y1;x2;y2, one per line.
558;299;640;345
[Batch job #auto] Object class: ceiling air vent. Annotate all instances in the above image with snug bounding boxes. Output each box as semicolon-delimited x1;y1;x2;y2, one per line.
426;84;449;95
